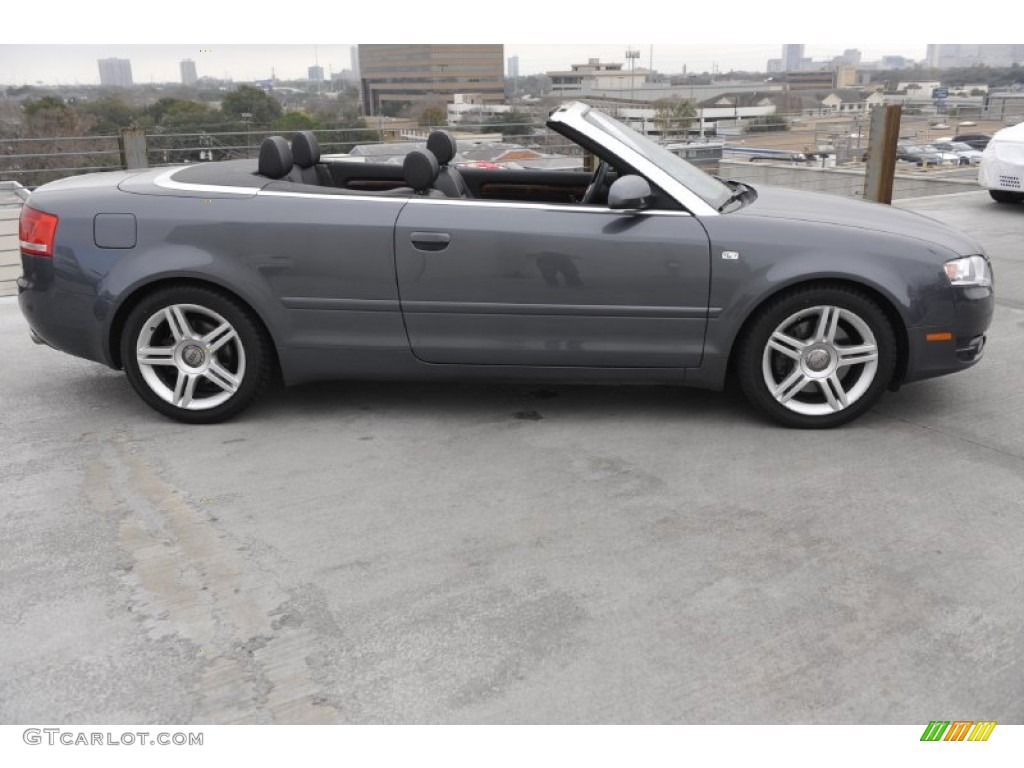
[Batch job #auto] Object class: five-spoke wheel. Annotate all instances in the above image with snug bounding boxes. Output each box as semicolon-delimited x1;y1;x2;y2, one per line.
737;286;897;428
121;286;272;423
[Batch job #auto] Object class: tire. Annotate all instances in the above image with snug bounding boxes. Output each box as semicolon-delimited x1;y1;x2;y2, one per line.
989;190;1024;204
735;285;897;429
120;285;273;424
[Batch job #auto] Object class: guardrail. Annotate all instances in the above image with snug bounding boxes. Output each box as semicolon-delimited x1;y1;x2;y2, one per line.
0;109;989;200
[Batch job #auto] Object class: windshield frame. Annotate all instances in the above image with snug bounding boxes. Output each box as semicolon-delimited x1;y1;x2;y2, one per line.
547;102;729;216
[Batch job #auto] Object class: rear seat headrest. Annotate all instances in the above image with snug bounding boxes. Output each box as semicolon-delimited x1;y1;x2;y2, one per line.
292;131;320;169
404;150;440;191
258;136;293;179
427;130;457;165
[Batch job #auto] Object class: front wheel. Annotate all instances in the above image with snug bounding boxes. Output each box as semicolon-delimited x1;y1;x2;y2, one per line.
120;285;273;424
736;286;897;428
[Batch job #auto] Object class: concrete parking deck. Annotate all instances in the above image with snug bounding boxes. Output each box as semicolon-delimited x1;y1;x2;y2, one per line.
0;191;1021;724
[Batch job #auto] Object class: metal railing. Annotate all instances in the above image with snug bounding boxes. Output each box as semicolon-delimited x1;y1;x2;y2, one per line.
0;108;992;200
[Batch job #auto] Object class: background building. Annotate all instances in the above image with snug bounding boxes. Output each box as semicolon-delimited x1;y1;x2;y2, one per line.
926;44;1024;68
548;59;650;97
358;44;504;116
98;58;133;88
180;59;197;87
782;45;805;72
507;55;519;79
308;65;324;82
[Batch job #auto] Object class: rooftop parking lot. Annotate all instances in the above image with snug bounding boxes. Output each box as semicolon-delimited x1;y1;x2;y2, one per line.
0;190;1021;724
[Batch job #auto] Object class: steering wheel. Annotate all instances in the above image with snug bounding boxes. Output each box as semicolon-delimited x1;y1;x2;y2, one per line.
581;160;610;205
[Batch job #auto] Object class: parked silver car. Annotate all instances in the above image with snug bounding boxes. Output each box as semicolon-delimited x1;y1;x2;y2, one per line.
932;141;984;165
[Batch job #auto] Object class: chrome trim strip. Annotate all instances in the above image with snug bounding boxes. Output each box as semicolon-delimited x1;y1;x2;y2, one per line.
281;297;400;311
402;197;691;216
400;301;710;318
152;167;260;196
259;189;408;203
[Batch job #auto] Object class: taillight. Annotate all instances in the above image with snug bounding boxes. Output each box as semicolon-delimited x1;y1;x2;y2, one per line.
19;206;59;258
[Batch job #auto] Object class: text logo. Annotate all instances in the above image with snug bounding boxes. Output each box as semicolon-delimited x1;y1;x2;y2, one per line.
920;721;996;741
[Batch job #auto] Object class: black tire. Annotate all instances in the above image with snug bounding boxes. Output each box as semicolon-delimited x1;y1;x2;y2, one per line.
735;285;897;429
120;285;273;424
989;190;1024;204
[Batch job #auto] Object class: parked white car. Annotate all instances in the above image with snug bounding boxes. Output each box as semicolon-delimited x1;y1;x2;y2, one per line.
978;122;1024;204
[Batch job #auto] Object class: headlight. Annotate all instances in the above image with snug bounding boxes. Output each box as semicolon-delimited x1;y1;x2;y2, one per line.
944;255;992;287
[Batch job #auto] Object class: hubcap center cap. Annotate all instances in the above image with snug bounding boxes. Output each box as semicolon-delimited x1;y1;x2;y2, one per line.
806;348;831;372
182;344;205;367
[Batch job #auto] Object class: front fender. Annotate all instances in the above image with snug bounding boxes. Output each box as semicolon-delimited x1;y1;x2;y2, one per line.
700;216;958;363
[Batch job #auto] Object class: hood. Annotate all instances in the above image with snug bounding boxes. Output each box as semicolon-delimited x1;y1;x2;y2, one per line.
733;184;984;256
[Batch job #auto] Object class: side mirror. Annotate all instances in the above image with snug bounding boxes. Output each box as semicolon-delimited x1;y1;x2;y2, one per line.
607;175;652;211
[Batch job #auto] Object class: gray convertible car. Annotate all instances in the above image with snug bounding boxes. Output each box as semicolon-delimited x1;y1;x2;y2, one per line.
17;102;993;427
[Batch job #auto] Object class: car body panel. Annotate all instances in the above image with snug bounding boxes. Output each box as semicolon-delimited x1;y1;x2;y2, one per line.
394;197;711;367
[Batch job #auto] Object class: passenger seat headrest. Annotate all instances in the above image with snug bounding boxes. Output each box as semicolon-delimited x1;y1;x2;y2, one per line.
258;136;293;179
404;150;440;191
427;130;457;165
292;131;320;169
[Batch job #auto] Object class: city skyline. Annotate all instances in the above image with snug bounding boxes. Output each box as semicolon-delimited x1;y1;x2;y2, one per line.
0;43;938;87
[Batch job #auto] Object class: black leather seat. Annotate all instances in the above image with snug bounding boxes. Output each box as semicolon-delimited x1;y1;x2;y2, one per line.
427;130;470;198
288;131;331;185
382;150;447;197
257;136;293;179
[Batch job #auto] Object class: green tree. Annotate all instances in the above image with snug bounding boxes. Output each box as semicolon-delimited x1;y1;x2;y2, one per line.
486;110;534;137
653;98;697;139
24;96;71;123
272;111;321;132
77;96;138;135
221;85;283;126
418;106;447;127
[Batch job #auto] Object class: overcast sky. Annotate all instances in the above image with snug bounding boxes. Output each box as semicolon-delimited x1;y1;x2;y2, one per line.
0;2;1007;87
0;44;930;86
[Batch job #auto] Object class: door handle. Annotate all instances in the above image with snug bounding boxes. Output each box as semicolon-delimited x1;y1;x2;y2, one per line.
410;231;451;252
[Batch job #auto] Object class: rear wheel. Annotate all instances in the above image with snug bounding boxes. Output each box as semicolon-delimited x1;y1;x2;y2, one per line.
989;190;1024;204
736;286;897;428
120;285;272;423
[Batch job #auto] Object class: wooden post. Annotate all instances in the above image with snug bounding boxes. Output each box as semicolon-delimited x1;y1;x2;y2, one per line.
119;128;148;170
862;105;901;204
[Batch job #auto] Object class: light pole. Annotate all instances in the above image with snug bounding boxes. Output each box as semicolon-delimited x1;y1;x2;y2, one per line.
241;112;253;158
625;48;640;103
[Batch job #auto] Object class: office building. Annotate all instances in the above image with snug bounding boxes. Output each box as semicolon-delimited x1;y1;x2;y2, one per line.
548;58;649;96
782;45;805;72
358;44;504;116
180;59;198;86
308;65;324;82
507;55;519;79
98;58;133;88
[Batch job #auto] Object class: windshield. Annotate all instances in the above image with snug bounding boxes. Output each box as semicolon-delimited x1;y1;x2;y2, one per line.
581;108;733;210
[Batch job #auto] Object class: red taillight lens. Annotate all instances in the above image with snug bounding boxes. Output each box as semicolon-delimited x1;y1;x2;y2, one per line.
19;207;59;258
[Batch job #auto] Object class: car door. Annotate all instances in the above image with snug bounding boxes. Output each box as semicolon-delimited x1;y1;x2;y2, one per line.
394;197;712;368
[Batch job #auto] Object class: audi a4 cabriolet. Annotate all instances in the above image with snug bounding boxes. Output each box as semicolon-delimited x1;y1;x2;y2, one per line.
17;102;994;427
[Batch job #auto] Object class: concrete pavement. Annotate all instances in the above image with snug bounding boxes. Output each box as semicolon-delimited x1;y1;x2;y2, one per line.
0;191;1021;724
